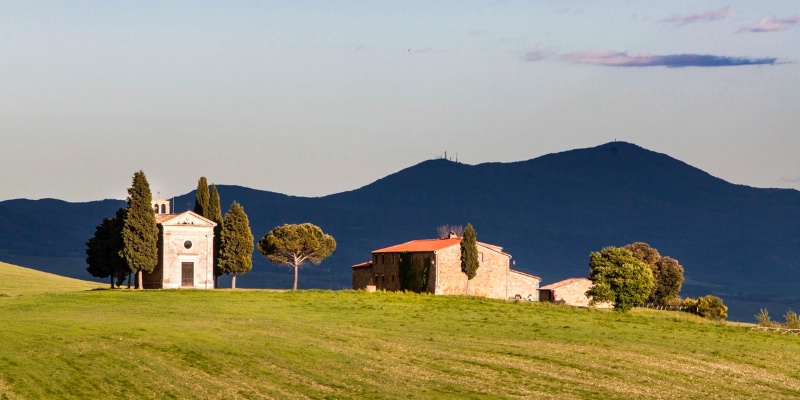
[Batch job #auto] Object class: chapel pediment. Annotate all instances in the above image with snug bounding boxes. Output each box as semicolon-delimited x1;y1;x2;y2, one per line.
156;211;216;227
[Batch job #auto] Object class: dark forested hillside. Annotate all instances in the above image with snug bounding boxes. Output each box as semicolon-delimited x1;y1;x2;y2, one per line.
2;142;798;321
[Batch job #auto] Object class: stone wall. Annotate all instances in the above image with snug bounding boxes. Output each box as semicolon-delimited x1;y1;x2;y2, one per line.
507;271;540;300
434;244;511;299
352;266;373;289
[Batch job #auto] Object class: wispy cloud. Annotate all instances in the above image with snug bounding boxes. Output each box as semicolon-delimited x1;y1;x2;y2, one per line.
524;50;555;62
739;15;800;32
467;29;487;36
557;51;777;68
661;6;732;26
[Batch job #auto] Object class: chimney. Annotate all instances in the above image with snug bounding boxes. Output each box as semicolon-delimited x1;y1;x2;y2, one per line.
448;231;457;239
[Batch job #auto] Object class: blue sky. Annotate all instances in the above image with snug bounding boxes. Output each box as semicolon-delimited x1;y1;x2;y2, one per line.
0;1;797;201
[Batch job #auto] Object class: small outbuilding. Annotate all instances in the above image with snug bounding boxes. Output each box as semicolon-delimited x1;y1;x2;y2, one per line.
539;277;612;308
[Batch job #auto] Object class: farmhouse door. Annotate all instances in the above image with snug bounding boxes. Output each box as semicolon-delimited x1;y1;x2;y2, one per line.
181;262;194;287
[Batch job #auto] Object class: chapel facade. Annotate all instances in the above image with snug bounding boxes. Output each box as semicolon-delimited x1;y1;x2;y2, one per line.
142;199;216;289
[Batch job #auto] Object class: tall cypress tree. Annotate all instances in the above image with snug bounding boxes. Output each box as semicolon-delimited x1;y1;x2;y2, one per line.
218;201;254;289
460;223;479;294
194;177;209;217
208;184;224;288
122;170;159;290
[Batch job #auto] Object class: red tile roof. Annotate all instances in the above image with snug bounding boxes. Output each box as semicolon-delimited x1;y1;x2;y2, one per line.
372;238;461;253
540;277;590;290
372;237;510;257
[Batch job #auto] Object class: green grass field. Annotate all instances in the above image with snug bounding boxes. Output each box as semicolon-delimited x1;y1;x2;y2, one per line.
1;261;799;399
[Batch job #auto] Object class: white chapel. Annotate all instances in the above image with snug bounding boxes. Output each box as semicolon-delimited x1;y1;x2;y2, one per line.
143;198;216;289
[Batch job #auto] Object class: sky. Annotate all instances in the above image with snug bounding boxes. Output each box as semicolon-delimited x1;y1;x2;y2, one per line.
1;1;798;202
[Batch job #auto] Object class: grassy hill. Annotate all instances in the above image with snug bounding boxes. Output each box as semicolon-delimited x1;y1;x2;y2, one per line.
1;263;799;399
0;261;103;296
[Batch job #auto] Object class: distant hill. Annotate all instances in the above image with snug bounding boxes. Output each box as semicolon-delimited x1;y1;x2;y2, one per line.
1;142;798;321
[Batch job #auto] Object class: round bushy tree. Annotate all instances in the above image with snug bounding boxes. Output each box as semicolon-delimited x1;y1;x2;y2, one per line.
652;256;684;304
624;242;661;266
87;215;117;288
624;242;685;305
258;223;336;290
587;246;654;312
86;208;128;288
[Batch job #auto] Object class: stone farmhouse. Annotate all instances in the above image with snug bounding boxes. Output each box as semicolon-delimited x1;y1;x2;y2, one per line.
539;277;612;308
352;232;540;300
142;199;216;289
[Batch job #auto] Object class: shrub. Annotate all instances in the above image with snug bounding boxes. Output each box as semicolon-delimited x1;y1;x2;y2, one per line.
681;297;697;307
755;309;773;327
665;296;683;306
695;295;728;320
784;310;800;329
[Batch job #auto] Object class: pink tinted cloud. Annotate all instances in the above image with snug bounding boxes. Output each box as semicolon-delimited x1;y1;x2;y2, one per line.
739;15;800;32
661;6;732;26
559;51;777;68
779;176;800;183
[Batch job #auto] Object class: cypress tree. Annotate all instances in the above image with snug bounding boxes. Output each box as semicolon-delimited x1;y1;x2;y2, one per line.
194;177;210;217
218;201;254;289
208;184;224;288
121;170;159;290
460;223;479;294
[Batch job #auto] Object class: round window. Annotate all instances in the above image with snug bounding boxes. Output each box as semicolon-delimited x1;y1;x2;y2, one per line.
184;240;192;249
